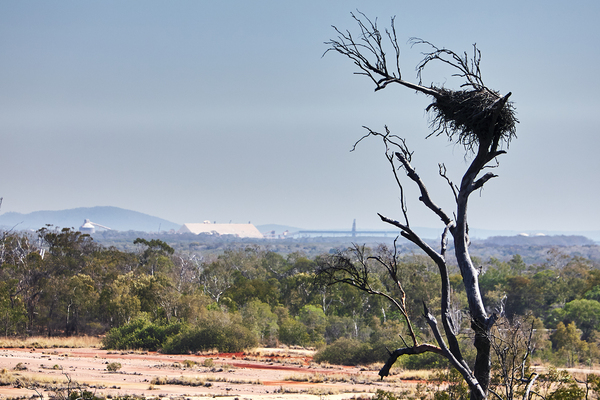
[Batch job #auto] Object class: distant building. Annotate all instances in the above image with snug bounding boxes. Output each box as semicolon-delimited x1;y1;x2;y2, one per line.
178;222;264;238
78;219;111;234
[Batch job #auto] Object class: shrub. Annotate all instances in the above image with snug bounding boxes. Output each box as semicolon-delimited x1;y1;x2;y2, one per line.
65;390;103;400
106;362;122;372
313;337;375;365
102;315;185;351
314;319;416;366
162;313;257;354
313;333;451;368
13;363;27;371
547;384;585;400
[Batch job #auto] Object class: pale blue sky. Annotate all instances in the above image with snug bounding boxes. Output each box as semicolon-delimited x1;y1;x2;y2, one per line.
1;1;599;233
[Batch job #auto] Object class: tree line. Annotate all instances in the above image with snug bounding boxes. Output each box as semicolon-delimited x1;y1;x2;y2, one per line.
1;227;599;368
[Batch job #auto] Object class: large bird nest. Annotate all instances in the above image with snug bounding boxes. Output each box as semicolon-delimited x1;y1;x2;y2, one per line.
426;86;517;152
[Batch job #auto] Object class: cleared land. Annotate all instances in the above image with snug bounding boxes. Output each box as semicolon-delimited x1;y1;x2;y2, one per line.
2;346;598;400
0;347;426;400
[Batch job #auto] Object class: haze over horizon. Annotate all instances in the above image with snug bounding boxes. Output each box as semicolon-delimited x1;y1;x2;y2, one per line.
1;1;599;232
3;206;599;243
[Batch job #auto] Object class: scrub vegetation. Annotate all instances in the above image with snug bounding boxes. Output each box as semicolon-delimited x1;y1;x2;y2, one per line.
0;228;599;370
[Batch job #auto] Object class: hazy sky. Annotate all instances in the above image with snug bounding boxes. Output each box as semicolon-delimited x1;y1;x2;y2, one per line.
1;1;599;232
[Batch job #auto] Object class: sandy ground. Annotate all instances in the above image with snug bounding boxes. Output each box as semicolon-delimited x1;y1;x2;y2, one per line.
0;347;414;400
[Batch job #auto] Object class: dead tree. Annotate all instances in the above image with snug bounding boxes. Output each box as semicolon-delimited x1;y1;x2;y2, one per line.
488;316;540;400
318;12;519;400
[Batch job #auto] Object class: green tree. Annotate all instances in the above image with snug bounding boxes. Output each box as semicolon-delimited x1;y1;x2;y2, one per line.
507;255;527;276
0;232;49;333
551;322;588;367
298;304;327;346
561;299;600;340
131;273;175;321
65;274;98;335
584;285;600;302
503;276;541;318
87;248;138;284
313;337;374;365
325;314;356;342
39;227;97;263
278;317;309;346
0;279;27;336
100;272;141;327
133;238;174;276
199;259;236;304
559;260;597;303
241;299;278;346
175;290;210;324
216;247;266;280
225;276;280;308
33;227;98;335
279;272;318;315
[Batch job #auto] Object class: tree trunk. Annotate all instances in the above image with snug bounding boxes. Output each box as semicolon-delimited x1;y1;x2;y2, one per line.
454;148;494;399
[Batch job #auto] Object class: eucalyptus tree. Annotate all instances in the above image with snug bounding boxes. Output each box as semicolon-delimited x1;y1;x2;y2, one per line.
317;13;519;400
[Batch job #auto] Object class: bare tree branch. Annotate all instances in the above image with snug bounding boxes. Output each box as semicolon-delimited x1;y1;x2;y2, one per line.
316;244;418;346
411;38;486;90
354;126;413;226
394;150;453;227
379;342;444;379
325;12;439;97
439;163;459;203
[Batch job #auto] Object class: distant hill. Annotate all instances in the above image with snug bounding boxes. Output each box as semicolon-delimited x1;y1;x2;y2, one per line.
469;229;600;242
0;206;180;232
483;234;595;247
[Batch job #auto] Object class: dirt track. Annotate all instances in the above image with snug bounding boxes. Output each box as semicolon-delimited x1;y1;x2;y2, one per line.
0;347;410;399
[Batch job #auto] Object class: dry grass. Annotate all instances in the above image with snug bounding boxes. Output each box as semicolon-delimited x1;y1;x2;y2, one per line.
0;368;18;386
151;376;214;387
395;369;437;381
0;369;70;388
150;375;261;387
284;372;378;385
0;336;102;349
275;385;342;396
106;350;148;355
252;347;315;357
282;368;435;388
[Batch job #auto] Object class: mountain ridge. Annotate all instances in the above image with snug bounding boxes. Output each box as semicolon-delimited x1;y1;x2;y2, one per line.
0;206;181;232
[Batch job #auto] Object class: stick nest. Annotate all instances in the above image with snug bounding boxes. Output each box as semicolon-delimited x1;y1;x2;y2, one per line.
426;87;517;151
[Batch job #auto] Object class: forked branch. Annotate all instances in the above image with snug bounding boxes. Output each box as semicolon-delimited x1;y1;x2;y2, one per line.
325;12;438;97
411;38;485;90
394;150;453;227
315;244;418;346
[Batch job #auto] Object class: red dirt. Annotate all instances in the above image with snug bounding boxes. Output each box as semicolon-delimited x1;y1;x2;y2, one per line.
0;347;412;399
